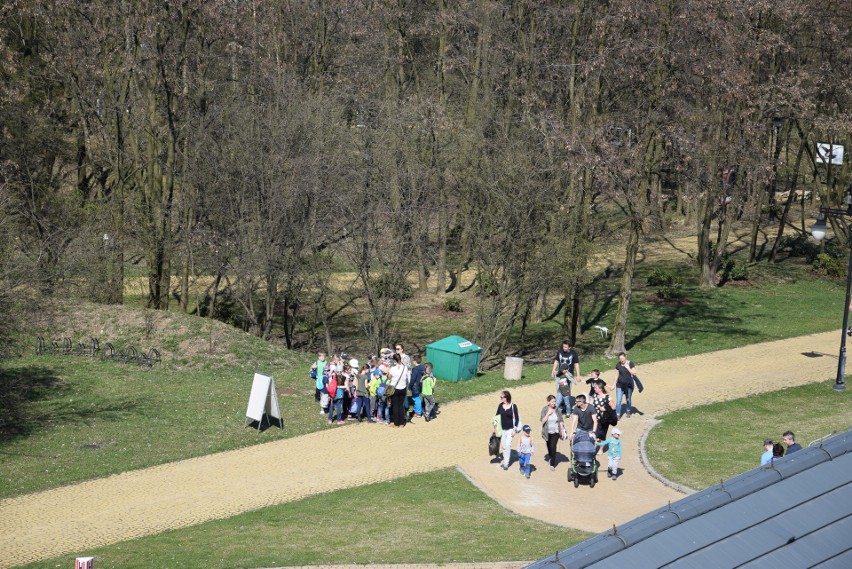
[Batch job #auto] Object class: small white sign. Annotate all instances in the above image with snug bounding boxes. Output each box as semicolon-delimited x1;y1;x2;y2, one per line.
816;143;844;165
458;341;472;348
245;372;283;431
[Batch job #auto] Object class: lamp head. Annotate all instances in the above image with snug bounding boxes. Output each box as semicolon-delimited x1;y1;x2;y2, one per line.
810;215;828;242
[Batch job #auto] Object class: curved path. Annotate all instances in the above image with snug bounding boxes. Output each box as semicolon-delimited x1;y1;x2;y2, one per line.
0;331;842;568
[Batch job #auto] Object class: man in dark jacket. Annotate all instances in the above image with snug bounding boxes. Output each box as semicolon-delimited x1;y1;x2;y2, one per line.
783;431;803;454
568;394;598;442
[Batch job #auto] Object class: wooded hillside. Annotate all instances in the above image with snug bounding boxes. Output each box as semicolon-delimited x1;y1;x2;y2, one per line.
1;0;849;358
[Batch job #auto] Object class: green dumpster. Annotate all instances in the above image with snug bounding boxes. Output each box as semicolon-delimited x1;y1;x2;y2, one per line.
425;335;481;382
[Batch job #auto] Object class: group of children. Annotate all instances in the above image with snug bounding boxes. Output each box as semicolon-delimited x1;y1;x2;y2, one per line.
310;348;438;425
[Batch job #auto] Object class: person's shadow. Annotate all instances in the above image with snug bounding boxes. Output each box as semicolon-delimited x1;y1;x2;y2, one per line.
490;449;519;466
543;451;569;466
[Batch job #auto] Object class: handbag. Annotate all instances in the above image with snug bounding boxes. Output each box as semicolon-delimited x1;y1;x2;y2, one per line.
513;404;523;433
607;407;619;427
488;434;500;456
385;384;396;397
604;395;618;426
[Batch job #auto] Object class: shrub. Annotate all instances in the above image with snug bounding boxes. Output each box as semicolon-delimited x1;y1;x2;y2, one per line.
780;233;842;262
813;253;845;278
728;262;750;281
370;273;414;300
824;239;845;259
442;297;463;312
657;283;684;300
720;254;750;282
647;268;677;287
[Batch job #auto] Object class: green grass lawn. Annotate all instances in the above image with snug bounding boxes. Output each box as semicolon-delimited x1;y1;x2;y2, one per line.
1;258;848;499
572;258;847;361
4;254;852;568
17;468;591;569
16;381;850;569
645;382;852;490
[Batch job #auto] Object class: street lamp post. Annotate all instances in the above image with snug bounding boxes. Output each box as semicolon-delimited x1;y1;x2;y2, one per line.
811;208;849;391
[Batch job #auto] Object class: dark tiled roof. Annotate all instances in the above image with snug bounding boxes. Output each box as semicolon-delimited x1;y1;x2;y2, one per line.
525;429;852;569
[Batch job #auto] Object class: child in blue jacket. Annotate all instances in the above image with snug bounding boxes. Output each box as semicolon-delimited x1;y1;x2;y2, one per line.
596;428;623;480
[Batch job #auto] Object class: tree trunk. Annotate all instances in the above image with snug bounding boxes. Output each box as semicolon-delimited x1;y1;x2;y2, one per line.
436;208;447;295
607;216;640;356
769;138;807;261
261;272;277;340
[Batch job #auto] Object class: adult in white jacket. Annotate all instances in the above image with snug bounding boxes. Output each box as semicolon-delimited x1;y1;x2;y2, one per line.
388;353;410;427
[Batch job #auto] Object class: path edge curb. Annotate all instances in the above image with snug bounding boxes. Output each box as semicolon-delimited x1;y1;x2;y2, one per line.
454;466;574;530
638;418;696;496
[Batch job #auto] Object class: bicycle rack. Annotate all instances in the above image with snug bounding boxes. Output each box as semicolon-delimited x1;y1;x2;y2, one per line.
36;336;159;367
101;343;116;361
120;345;138;364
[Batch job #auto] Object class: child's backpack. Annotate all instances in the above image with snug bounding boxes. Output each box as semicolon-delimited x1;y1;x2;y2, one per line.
409;372;423;395
326;372;338;396
310;367;317;380
377;380;387;398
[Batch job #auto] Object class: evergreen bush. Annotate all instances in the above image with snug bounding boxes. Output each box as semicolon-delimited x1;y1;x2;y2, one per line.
813;253;845;278
647;268;677;287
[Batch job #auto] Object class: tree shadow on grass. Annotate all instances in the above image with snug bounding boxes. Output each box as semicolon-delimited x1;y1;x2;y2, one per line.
624;294;763;352
0;365;142;442
0;365;66;441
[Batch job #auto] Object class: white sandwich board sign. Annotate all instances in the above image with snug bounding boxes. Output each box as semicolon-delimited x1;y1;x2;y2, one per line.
244;372;283;431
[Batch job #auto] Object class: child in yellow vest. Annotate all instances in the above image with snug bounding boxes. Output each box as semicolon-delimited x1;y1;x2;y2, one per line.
421;363;437;421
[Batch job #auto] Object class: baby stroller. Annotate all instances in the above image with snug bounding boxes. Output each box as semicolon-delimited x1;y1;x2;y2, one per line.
567;431;599;488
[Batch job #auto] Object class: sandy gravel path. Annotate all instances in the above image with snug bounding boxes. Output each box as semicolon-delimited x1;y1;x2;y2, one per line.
0;331;842;568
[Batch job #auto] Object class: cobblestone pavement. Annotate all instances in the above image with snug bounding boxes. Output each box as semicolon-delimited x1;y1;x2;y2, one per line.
0;331;841;568
256;561;532;569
